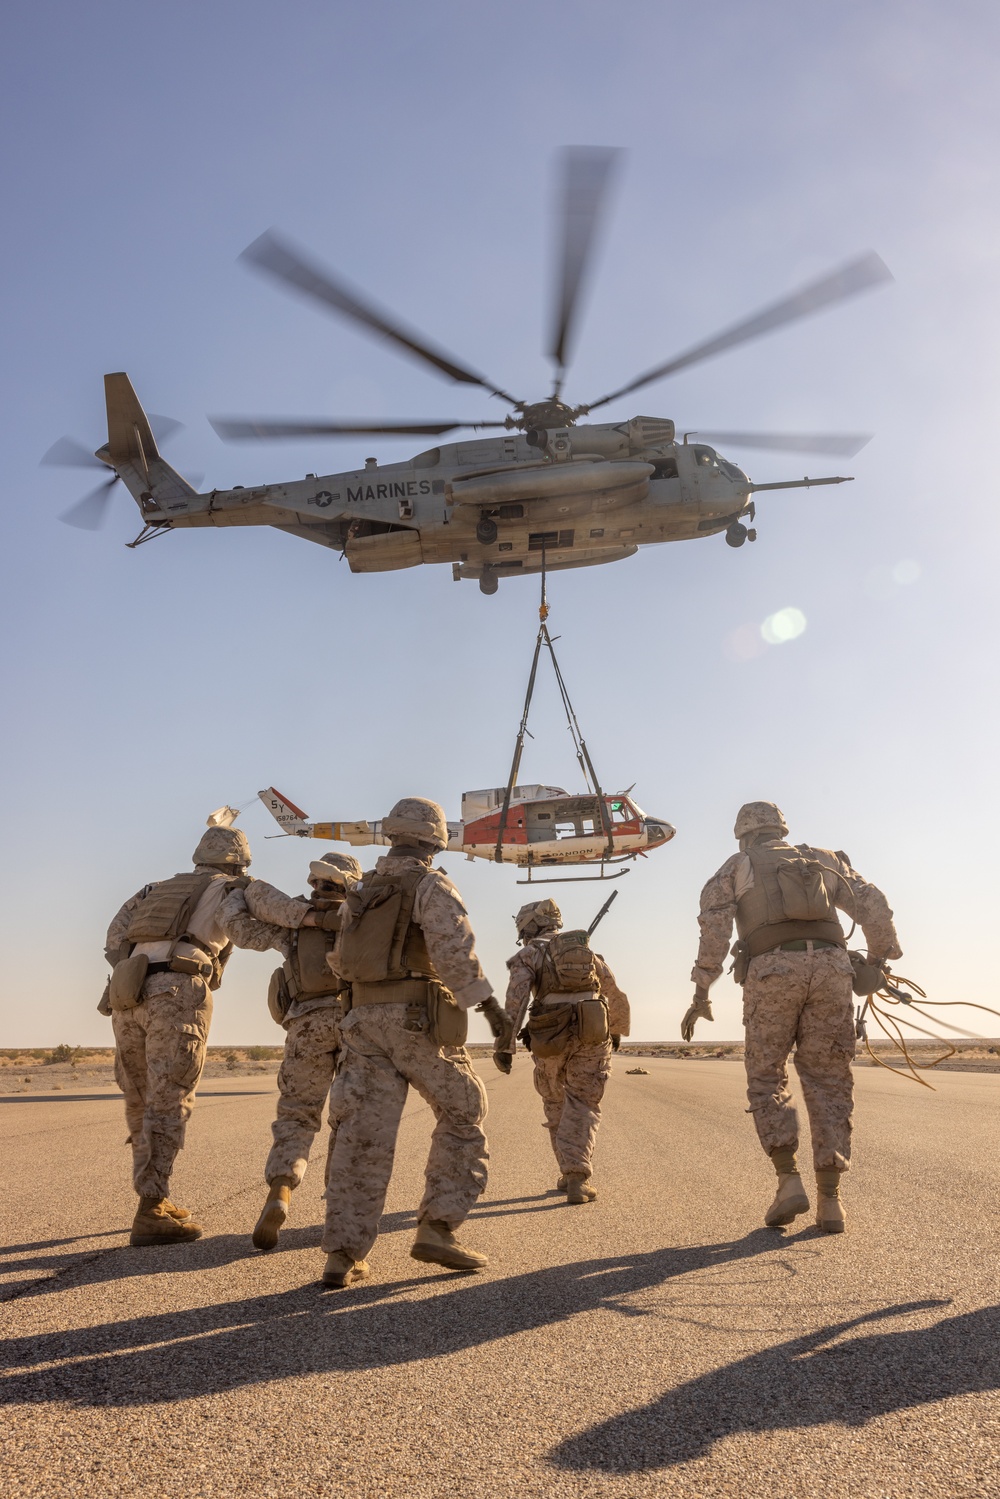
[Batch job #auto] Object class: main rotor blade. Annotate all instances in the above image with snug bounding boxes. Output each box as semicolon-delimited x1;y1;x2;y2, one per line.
59;476;118;529
695;430;873;458
550;146;621;380
147;413;183;445
240;230;519;404
587;251;894;411
41;436;107;470
209;416;508;441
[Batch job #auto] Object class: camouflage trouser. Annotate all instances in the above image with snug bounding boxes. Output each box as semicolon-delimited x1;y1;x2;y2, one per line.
323;1003;488;1260
112;974;213;1199
743;944;856;1172
265;1006;342;1186
531;1030;612;1179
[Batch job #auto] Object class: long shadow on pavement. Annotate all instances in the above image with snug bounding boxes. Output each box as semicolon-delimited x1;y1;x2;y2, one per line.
1;1231;796;1404
546;1298;1000;1471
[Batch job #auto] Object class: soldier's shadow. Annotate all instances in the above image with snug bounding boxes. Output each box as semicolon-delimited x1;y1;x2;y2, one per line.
547;1297;997;1470
2;1229;798;1405
2;1226;324;1302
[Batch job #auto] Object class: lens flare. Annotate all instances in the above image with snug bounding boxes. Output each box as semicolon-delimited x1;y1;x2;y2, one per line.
761;607;807;645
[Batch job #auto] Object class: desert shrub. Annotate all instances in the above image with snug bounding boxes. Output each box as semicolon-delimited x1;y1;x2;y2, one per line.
246;1045;272;1062
49;1044;81;1065
225;1051;239;1071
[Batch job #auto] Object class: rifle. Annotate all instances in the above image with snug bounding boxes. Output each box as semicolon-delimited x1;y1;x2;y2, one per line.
587;888;619;938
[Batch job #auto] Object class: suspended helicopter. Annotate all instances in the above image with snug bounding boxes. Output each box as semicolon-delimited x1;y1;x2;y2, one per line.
44;148;892;595
259;786;675;884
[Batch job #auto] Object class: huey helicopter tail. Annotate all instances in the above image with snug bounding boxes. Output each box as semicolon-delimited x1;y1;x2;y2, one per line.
101;373;202;531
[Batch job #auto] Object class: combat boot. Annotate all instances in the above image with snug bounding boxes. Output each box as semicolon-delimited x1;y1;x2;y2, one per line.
411;1217;488;1271
252;1176;295;1252
130;1196;203;1247
565;1171;597;1204
764;1174;810;1227
815;1170;847;1233
163;1199;193;1221
321;1250;371;1288
556;1174;567;1192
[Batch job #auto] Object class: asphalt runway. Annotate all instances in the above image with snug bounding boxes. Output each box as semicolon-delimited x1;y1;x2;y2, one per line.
2;1058;1000;1498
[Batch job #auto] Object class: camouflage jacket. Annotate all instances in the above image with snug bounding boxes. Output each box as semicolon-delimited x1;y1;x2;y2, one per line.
105;867;282;967
505;938;630;1048
329;853;492;1010
692;840;902;989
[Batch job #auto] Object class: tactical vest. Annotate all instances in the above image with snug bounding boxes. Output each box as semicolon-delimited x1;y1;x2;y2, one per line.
283;925;345;1000
735;842;845;957
124;872;217;946
536;930;600;999
335;864;437;985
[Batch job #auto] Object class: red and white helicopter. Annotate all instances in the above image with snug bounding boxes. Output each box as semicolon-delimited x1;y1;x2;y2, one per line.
259;784;674;882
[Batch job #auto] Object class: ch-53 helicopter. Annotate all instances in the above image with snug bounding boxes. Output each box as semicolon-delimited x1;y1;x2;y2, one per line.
259;784;675;883
45;148;892;595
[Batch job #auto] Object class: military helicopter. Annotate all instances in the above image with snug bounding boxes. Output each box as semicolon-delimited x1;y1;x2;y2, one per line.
44;149;892;595
259;785;675;883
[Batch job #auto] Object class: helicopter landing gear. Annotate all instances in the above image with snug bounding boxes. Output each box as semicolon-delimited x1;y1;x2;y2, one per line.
476;516;498;545
479;568;498;595
726;522;757;548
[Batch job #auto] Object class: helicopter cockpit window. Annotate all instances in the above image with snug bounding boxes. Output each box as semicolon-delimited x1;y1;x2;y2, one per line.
610;799;637;824
692;445;718;469
719;458;745;482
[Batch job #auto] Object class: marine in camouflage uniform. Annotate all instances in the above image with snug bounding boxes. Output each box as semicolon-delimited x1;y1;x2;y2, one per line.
502;900;630;1204
321;797;514;1288
218;852;362;1251
683;801;901;1233
104;823;273;1246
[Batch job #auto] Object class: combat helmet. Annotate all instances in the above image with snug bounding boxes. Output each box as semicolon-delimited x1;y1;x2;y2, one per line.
733;801;788;841
309;851;362;886
515;899;562;943
382;797;449;852
192;825;252;869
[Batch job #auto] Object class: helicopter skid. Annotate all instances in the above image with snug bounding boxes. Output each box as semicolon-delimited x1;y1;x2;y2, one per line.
516;865;632;884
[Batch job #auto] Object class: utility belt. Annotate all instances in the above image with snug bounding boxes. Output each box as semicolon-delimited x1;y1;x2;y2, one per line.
107;943;217;1013
352;978;433;1006
731;920;846;984
346;976;468;1049
521;995;610;1058
147;955;214;980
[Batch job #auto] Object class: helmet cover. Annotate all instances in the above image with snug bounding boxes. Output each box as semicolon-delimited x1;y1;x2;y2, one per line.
382;797;449;851
192;825;252;869
733;801;788;840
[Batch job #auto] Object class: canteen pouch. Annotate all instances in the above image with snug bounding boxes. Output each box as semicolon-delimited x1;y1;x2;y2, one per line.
97;980;112;1017
267;967;292;1025
578;999;610;1045
731;938;751;985
427;982;468;1048
109;953;149;1011
849;951;885;997
527;1004;576;1058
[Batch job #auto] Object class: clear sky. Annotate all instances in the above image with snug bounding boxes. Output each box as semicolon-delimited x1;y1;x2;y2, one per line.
2;0;998;1049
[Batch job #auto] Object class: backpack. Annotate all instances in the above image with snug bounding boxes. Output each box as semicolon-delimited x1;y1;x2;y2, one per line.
539;930;599;996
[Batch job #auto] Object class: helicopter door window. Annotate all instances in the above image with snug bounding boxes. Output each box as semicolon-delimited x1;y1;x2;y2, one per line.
610;799;633;824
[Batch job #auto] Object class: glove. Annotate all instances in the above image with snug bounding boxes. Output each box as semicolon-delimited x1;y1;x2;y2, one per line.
681;986;713;1042
477;996;515;1053
493;1051;513;1075
611;1034;621;1052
